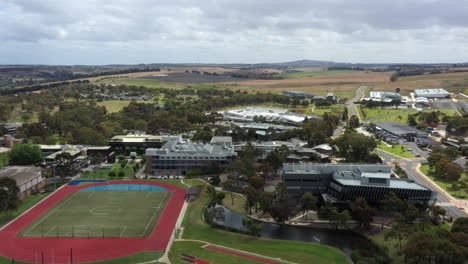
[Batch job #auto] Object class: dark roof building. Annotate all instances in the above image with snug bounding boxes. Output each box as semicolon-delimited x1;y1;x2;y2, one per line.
282;163;433;204
374;122;428;143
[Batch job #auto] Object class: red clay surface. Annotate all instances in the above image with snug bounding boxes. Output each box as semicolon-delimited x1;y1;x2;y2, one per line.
0;181;186;263
205;246;284;264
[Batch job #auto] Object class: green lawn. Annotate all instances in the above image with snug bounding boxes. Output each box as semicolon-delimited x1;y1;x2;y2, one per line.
312;104;346;116
0;192;51;228
0;251;163;264
359;106;415;120
80;163;138;179
275;70;356;79
0;152;8;168
19;190;169;237
170;241;264;264
371;109;459;123
96;100;154;113
376;142;415;158
420;164;468;199
221;190;247;214
178;182;349;264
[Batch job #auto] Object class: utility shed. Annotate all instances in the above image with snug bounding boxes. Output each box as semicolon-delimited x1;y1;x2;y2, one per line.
0;166;44;199
186;186;202;202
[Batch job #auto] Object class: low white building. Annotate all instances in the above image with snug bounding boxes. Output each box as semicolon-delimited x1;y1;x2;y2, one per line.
414;89;450;99
222;107;308;126
364;91;401;102
0;166;44;199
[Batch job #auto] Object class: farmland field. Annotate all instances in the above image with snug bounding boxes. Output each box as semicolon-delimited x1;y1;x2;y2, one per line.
369;71;468;95
274;70;356;79
19;185;170;238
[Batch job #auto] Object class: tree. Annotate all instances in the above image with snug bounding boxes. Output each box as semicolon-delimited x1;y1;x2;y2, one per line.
275;182;288;201
351;197;374;228
244;186;261;214
300;192;318;220
385;222;413;255
446;163;463;181
248;176;264;190
222;179;235;206
452;217;468;233
206;185;225;206
329;208;351;229
407;115;417;126
242;218;263;236
210;175;221;186
108;171;116;177
259;192;274;215
348;115;360;128
0;177;20;217
225;159;255;186
270;199;295;223
118;170;125;177
334;130;377;162
8;143;43;165
403;232;464;264
192;127;213;143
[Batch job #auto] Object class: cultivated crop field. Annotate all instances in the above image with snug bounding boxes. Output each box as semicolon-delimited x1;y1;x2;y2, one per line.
19;187;170;238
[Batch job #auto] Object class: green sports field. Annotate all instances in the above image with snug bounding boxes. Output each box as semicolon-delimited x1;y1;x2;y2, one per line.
19;190;170;238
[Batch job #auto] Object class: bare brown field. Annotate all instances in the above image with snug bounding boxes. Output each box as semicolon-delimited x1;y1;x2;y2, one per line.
88;70;173;82
222;71;391;97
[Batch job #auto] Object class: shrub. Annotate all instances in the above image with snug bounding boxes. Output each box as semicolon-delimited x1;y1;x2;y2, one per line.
118;171;125;177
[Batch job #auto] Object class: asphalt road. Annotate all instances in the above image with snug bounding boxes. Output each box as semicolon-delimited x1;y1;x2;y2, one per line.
375;149;467;219
346;85;367;119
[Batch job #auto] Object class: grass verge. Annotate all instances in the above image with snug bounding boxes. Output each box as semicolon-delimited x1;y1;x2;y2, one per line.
376;143;415;158
419;164;468;199
0;192;51;228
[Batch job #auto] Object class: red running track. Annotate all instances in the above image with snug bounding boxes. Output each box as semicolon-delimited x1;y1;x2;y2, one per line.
0;181;186;263
204;246;284;264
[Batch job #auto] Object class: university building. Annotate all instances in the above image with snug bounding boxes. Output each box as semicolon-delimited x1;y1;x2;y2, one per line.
282;163;434;203
145;136;236;176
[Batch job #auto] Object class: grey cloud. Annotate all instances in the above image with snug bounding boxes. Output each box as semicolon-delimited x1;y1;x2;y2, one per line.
1;0;468;64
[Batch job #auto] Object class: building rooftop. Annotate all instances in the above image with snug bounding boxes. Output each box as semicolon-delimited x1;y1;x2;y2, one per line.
222;107;308;125
374;122;428;136
210;136;232;145
146;138;235;157
369;91;401;98
283;91;315;97
235;123;296;131
109;134;162;143
283;163;391;174
414;88;450;96
335;178;428;190
0;166;42;186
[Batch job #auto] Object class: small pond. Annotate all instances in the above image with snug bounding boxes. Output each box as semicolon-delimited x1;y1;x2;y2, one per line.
207;205;377;256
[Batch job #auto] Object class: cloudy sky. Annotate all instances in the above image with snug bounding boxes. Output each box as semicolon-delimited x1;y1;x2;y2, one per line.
1;0;468;65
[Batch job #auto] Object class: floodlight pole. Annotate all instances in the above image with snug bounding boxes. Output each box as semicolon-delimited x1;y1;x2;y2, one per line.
70;248;73;264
